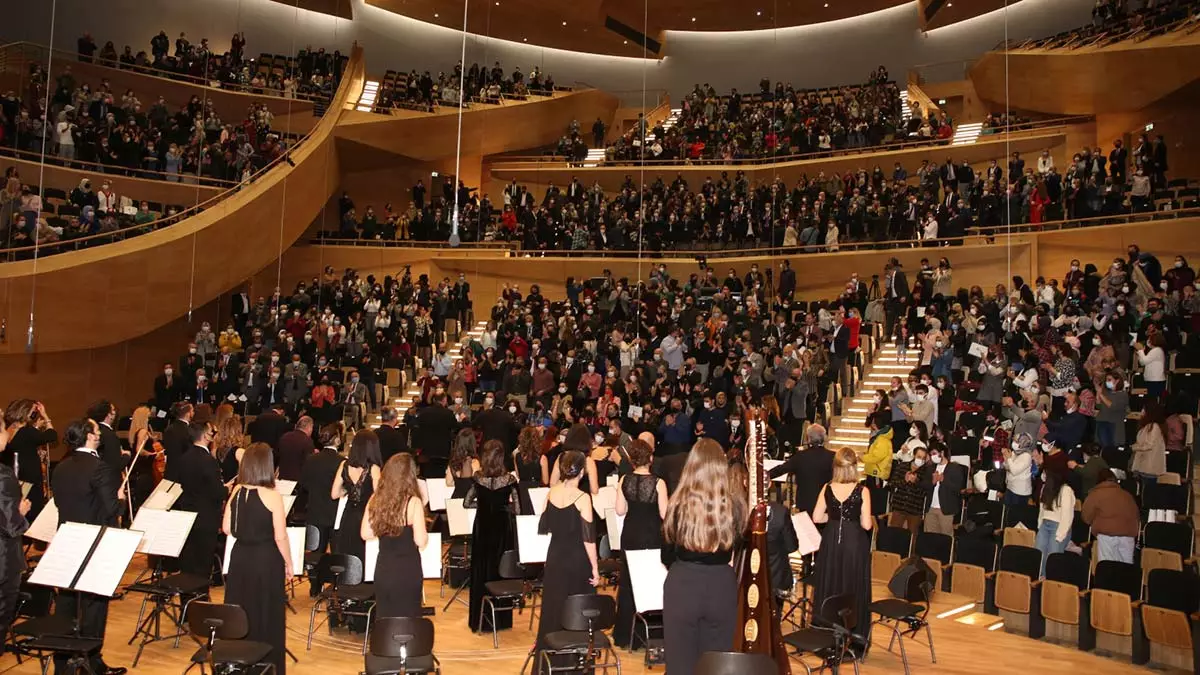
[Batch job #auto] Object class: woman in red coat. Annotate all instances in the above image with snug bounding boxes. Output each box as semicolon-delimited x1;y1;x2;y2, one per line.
1029;180;1050;227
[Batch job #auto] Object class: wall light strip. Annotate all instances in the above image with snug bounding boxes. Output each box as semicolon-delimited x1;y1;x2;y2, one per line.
935;602;976;619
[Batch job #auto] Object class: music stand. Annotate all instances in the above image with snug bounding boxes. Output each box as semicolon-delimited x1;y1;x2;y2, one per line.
26;522;143;675
441;499;476;610
124;508;204;666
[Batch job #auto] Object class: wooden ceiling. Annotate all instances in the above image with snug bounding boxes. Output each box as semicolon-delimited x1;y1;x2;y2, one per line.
363;0;1024;58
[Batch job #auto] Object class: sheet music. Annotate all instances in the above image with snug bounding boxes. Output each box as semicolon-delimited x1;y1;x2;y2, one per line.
19;482;32;498
422;532;442;579
791;511;822;556
604;508;625;550
29;523;101;589
417;479;429;506
446;498;477;536
283;495;297;515
763;459;787;483
224;527;305;575
527;487;550;516
143;480;182;510
74;528;143;597
276;480;297;496
364;538;380;582
592;486;617;514
606;473;619;488
333;496;348;530
424;478;453;512
26;498;60;543
625;548;668;612
516;514;551;564
131;508;196;557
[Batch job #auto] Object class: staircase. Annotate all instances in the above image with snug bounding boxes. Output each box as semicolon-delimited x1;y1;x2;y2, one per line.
366;319;488;427
828;340;916;451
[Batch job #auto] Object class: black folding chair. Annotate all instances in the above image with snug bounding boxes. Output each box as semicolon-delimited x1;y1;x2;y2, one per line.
783;593;862;675
870;562;936;675
184;601;275;674
364;617;441;674
307;554;375;654
477;550;527;648
528;593;621;675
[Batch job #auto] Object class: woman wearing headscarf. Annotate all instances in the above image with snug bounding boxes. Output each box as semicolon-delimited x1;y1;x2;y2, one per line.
1002;433;1036;506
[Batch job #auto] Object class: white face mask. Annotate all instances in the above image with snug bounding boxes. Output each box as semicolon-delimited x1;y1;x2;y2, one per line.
704;401;713;410
909;426;920;438
912;458;926;468
538;363;547;369
559;386;568;393
731;420;741;429
508;406;518;414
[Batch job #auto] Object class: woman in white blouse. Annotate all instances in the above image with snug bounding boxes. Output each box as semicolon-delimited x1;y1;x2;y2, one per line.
1002;433;1035;506
480;321;498;351
1136;333;1167;398
1035;469;1075;577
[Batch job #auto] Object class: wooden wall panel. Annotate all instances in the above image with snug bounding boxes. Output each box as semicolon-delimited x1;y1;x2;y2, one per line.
0;47;363;354
970;35;1200;116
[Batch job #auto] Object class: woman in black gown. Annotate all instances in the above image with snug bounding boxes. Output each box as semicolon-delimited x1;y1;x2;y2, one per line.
661;439;747;675
223;444;291;674
466;440;518;633
811;446;874;653
611;439;667;648
513;426;548;514
446;429;478;499
361;452;427;618
535;451;600;673
331;429;382;564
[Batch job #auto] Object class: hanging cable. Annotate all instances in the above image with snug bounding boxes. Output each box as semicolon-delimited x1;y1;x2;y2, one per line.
449;0;470;246
1004;0;1012;287
272;0;302;328
25;0;58;352
633;0;649;340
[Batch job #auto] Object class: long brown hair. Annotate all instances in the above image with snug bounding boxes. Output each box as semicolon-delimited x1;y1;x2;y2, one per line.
662;439;747;553
479;440;508;478
517;426;542;465
213;413;245;462
370;453;422;536
237;443;276;488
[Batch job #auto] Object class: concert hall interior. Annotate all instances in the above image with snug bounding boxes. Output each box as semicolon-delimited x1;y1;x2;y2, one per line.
1;0;1200;674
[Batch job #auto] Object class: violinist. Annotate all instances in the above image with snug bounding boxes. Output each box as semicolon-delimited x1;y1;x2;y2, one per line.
128;405;166;511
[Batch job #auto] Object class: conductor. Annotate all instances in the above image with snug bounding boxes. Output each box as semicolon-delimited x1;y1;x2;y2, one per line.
50;419;127;675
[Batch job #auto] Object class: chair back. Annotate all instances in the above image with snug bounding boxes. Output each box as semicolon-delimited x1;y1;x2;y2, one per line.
1044;552;1089;589
876;526;913;556
318;553;365;586
1146;569;1200;614
695;651;779;675
1144;521;1194;558
305;524;322;553
1092;560;1141;599
368;617;435;659
498;550;523;580
560;593;616;632
998;545;1041;578
186;602;249;642
914;531;953;564
953;536;997;572
816;592;858;633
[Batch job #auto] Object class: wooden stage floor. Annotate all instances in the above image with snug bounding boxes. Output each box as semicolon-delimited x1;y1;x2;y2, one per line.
0;561;1152;675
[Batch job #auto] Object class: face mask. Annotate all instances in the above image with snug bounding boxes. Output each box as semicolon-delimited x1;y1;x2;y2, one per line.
1121;286;1130;294
937;382;946;390
912;458;926;468
538;363;547;370
1161;281;1170;290
1117;306;1126;314
1106;381;1116;391
509;406;518;414
165;369;173;376
319;359;327;366
1176;261;1185;269
454;396;463;404
271;355;279;363
704;401;713;410
970;308;978;316
485;397;494;406
1071;265;1079;271
731;420;741;429
661;396;669;404
909;426;920;438
873;395;882;403
929;453;941;464
351;377;359;384
1030;386;1040;395
189;348;197;354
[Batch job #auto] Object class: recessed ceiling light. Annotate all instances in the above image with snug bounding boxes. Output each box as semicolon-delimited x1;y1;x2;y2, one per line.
756;10;762;16
947;1;952;5
623;40;628;44
523;37;527;41
434;12;438;17
562;21;567;26
823;2;828;6
691;16;696;21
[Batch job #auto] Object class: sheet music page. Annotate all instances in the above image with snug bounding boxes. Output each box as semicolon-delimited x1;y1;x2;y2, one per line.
142;486;182;510
606;473;619;488
445;498;477;536
333;496;348;530
527;487;550;517
275;480;297;496
364;538;380;582
222;535;236;575
763;459;786;483
592;486;617;514
604;508;625;550
131;508;197;557
287;527;305;575
26;498;60;543
791;511;823;555
74;528;144;597
625;549;668;612
283;495;297;515
422;532;442;579
516;514;551;564
19;482;32;498
424;478;453;512
29;522;101;589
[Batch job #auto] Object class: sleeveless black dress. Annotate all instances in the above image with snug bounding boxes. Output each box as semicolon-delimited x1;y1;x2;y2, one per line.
466;475;517;632
225;488;287;674
514;452;543;515
335;463;374;564
535;493;596;670
374;504;423;619
812;483;872;648
613;473;663;647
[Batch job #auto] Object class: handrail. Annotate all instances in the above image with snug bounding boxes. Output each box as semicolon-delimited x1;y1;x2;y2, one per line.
490;116;1090;169
368;87;568;117
0;47;361;258
309;239;515;250
1;41;333;104
311;206;1200;259
0;145;242;188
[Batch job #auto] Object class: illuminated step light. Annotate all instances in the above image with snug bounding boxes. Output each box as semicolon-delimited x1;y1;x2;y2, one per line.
356;80;380;112
936;602;976;619
988;621;1006;631
951;122;984;146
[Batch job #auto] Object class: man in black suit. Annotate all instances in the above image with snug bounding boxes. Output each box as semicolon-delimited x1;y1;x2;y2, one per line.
766;499;800;614
452;273;472;336
300;424;344;595
778;260;797;305
1109;139;1128;185
473;399;519;467
248;404;290;453
161;402;194;482
50;419;126;675
173;422;226;579
153;363;181;412
768;424;834;516
87;400;127;475
827;310;851;388
411;394;459;479
276;416;315;482
920;446;968;535
884;258;910;333
375;407;407;464
231;288;251;333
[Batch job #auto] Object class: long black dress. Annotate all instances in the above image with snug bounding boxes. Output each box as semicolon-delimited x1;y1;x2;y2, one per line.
514;452;543;515
374;505;423;618
613;473;663;648
811;483;872;648
334;463;374;564
466;475;517;632
536;493;596;671
225;488;287;674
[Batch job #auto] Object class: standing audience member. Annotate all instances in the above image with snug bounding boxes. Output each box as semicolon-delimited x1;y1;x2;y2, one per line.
1082;469;1139;563
921;444;967;535
1035;469;1075;576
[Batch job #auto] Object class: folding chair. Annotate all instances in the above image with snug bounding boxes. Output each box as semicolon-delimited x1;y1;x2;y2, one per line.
364;617;441;674
783;593;863;675
529;594;620;675
1141;568;1200;672
871;526;912;584
1000;503;1039;548
1041;552;1093;649
1141;521;1196;587
125;572;211;665
477;550;526;648
869;560;936;675
993;545;1044;637
307;554;375;654
184;602;276;674
1090;560;1145;660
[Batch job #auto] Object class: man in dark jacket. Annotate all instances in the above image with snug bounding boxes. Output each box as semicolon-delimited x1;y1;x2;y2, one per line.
920;446;968;535
277;416;315;482
411;395;459;479
375;407;408;464
161;402;194;482
768;424;834;516
300;424;345;595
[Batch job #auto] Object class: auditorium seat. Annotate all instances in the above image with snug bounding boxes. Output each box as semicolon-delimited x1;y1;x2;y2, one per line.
993;545;1044;637
1140;521;1195;587
1090;560;1146;661
1041;552;1093;650
913;531;953;593
1000;503;1039;548
949;537;997;609
872;526;913;584
1141;568;1200;671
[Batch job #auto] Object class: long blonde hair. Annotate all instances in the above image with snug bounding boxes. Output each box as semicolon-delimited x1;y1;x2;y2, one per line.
831;447;860;484
129;406;152;442
662;439;747;553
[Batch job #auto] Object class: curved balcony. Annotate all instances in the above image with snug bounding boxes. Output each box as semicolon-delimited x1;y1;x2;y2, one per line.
0;46;364;354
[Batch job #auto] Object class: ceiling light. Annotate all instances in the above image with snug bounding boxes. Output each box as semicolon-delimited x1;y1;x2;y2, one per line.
434;12;439;17
624;40;628;44
523;37;527;42
947;1;952;5
824;2;828;6
756;10;762;16
691;16;696;21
